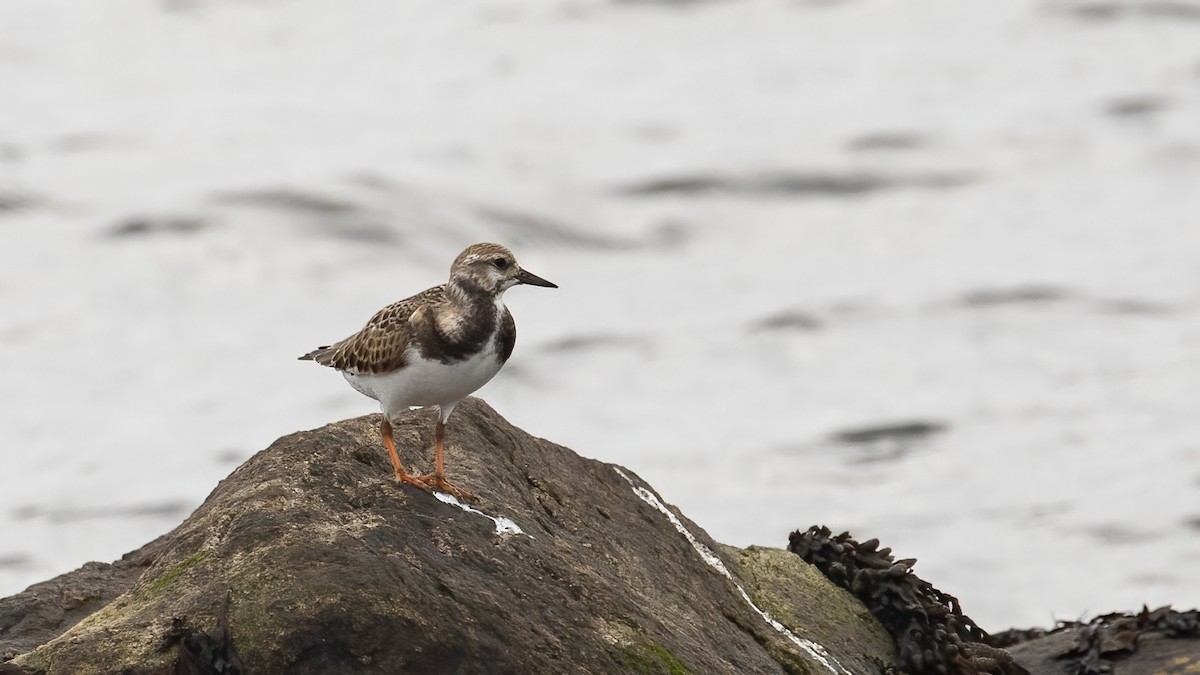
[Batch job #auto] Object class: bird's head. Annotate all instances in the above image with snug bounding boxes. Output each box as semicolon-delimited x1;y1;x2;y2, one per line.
450;242;558;295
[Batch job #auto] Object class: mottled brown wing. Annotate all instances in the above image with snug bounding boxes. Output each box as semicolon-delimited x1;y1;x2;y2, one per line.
300;285;446;374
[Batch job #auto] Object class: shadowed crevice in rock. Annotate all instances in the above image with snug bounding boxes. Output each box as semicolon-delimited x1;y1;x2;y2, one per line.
2;399;894;674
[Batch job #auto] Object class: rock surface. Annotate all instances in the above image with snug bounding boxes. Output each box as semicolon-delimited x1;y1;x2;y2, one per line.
0;537;167;662
998;607;1200;675
0;398;895;674
6;399;1193;675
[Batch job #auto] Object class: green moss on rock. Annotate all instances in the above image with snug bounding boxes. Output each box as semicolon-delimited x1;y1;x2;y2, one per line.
618;636;692;675
717;544;896;674
148;551;208;593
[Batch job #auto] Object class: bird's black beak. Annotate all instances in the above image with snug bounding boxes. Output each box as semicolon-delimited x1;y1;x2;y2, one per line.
516;268;558;288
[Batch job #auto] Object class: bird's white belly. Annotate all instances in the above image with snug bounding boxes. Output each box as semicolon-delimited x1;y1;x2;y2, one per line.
343;346;504;418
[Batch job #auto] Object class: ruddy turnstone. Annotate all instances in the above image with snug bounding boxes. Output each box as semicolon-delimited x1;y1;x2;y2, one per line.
300;243;556;501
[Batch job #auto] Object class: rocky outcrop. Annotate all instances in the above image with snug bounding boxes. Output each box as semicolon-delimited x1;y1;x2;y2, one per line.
997;607;1200;675
0;537;167;662
0;398;895;674
6;398;1193;674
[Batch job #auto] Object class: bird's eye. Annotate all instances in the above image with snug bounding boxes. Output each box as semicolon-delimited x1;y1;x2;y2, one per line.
493;258;509;269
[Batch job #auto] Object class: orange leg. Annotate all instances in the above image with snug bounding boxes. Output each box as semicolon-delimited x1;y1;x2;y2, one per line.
381;417;432;495
416;419;478;503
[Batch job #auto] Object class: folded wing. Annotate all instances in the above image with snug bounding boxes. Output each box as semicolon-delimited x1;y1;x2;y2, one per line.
299;286;446;374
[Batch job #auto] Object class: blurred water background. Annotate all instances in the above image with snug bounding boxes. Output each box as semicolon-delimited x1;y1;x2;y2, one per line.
2;0;1200;631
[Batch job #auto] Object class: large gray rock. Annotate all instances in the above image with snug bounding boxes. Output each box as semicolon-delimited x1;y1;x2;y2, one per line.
0;398;895;674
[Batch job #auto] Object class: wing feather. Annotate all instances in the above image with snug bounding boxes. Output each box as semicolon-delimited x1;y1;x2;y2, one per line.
299;285;446;373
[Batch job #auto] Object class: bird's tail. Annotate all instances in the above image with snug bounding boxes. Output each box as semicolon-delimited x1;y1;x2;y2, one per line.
298;345;334;363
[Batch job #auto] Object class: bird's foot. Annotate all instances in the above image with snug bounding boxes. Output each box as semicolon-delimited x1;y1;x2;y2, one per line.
394;473;435;495
415;474;479;504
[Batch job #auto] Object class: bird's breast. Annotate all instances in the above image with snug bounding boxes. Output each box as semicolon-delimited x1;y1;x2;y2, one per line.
344;343;506;416
420;297;507;364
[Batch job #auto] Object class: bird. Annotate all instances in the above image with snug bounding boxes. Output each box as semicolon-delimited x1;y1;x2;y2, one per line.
300;243;556;502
